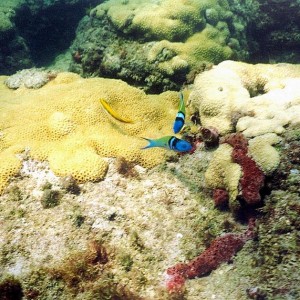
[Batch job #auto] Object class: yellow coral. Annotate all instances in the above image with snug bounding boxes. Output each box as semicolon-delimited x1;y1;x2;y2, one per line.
205;143;241;202
97;0;211;41
94;0;233;69
248;133;281;175
0;73;180;193
0;150;21;193
147;26;233;76
48;147;108;182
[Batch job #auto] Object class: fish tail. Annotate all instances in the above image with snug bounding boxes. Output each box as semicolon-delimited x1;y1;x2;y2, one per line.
179;91;185;114
140;137;153;149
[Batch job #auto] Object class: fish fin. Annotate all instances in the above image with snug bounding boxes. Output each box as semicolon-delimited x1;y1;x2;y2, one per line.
99;98;133;123
140;137;153;150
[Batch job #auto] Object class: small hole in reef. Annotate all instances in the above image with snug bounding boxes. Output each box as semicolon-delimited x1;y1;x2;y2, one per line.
218;86;223;91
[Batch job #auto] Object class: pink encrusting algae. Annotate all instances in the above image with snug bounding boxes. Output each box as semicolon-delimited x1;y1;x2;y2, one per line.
165;219;256;293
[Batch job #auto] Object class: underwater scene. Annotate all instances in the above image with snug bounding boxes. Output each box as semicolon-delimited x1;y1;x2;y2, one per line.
0;0;300;299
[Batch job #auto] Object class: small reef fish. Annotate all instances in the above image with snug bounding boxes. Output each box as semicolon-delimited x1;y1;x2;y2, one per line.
99;98;133;123
173;91;186;134
142;136;192;152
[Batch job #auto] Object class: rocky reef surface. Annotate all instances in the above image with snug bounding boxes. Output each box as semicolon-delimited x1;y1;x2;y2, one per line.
1;0;300;92
69;0;252;92
0;61;300;299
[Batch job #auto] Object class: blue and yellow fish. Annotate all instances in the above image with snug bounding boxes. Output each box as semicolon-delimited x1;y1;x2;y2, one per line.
141;136;192;152
173;91;186;134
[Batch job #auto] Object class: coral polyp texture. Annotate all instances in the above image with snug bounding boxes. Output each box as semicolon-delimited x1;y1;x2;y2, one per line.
0;72;180;193
189;60;300;136
94;0;237;67
95;0;230;42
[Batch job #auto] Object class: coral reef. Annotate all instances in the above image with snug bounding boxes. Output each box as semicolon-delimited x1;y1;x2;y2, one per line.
0;145;240;299
188;60;299;210
68;0;251;92
189;60;300;135
198;126;219;149
249;0;300;63
0;0;33;75
223;133;265;206
248;133;281;175
212;188;229;208
0;72;183;193
0;0;98;74
205;143;242;203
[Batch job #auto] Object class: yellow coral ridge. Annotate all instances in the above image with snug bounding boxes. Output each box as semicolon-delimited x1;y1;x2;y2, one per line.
0;73;180;193
205;143;241;202
248;133;281;175
93;0;234;69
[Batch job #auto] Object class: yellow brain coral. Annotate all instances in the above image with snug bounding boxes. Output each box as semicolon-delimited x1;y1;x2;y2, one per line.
0;73;180;193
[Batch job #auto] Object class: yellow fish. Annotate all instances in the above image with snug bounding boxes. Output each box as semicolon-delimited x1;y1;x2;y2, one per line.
99;98;133;123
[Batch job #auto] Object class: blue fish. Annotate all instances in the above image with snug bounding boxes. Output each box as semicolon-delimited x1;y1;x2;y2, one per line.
173;91;186;134
141;136;192;152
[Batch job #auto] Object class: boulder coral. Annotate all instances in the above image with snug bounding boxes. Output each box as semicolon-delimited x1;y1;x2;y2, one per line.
0;72;181;193
94;0;230;42
204;143;241;203
189;61;300;204
147;25;233;76
189;60;300;136
83;0;247;91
